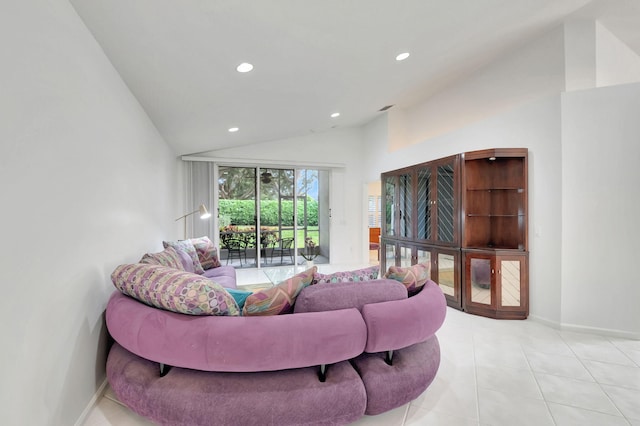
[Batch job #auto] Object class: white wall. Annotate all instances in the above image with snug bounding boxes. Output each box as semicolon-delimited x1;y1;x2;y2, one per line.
564;19;640;91
395;25;566;150
561;83;640;337
194;127;366;264
565;20;597;91
596;21;640;87
0;1;180;425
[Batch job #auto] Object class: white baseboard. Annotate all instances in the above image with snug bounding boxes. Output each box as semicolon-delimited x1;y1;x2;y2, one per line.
560;322;640;340
528;314;561;330
529;315;639;340
74;377;108;426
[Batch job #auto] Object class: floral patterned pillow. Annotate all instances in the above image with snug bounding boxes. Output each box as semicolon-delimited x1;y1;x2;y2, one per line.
384;262;430;293
139;246;184;270
163;239;205;275
111;263;239;316
190;236;221;270
313;265;380;284
243;267;317;316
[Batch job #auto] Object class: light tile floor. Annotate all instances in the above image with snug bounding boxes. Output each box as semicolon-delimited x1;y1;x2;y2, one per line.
84;266;640;426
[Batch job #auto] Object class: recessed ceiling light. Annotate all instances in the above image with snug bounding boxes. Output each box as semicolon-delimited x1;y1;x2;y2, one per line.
236;62;254;73
395;52;410;61
228;127;239;132
330;112;340;118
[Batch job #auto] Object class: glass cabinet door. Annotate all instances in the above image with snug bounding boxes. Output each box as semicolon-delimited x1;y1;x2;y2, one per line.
469;257;492;306
399;244;413;267
416;165;432;241
415;156;458;246
398;173;412;239
436;161;456;243
383;176;396;237
383;240;396;268
416;246;431;266
381;241;418;270
436;251;457;299
496;255;527;314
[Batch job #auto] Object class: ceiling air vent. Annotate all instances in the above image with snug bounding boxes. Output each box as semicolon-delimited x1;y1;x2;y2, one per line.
379;105;394;112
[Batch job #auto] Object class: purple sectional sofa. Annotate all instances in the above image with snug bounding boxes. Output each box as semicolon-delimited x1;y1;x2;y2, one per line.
105;272;447;425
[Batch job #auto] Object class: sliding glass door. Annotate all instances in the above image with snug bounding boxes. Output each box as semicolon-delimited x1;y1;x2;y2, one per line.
217;165;326;268
218;167;257;267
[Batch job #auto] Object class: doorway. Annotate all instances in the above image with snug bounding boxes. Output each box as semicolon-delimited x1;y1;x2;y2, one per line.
367;181;382;264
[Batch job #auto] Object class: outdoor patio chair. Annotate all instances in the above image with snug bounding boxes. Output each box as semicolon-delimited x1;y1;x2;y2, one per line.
224;237;247;267
270;237;295;265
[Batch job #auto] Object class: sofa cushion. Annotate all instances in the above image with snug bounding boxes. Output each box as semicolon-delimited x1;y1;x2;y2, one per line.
294;279;407;314
202;265;236;280
111;263;239;316
202;265;237;289
190;236;221;270
314;265;380;284
163;239;205;275
138;246;184;270
384;262;430;293
207;275;236;290
176;249;196;273
243;267;316;316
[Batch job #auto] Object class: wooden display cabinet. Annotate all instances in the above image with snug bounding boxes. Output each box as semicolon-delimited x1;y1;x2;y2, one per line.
461;148;528;318
381;148;528;318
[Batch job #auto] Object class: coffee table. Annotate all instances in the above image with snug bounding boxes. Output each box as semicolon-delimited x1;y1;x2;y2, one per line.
262;264;325;285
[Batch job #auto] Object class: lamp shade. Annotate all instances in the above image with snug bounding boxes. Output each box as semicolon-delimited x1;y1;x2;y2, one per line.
175;204;212;239
199;204;212;219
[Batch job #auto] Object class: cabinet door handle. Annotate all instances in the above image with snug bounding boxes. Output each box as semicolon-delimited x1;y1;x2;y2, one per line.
491;269;495;274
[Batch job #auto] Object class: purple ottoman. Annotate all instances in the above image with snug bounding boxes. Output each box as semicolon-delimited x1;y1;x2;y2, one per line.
350;336;441;415
107;343;367;426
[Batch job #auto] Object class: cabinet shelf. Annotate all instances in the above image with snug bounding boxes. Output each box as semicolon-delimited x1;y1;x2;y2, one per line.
467;188;524;192
465;245;526;250
467;214;524;217
462;148;528;319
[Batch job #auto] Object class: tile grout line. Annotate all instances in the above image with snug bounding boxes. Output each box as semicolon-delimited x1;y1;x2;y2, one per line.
400;403;410;425
519;340;557;425
470;317;482;425
557;331;629;421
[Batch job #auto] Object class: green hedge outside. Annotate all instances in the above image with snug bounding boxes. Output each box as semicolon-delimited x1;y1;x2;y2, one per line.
219;198;318;226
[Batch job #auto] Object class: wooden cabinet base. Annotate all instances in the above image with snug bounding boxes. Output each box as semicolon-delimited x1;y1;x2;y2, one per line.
463;305;528;320
462;249;529;320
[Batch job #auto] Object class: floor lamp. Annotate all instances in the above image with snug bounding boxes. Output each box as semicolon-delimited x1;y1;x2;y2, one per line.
175;204;212;239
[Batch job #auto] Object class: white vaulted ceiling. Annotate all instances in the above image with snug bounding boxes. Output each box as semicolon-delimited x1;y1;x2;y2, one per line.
68;0;640;155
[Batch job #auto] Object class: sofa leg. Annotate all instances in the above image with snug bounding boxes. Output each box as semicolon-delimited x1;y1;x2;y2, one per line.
159;363;172;377
384;350;394;366
318;364;328;382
